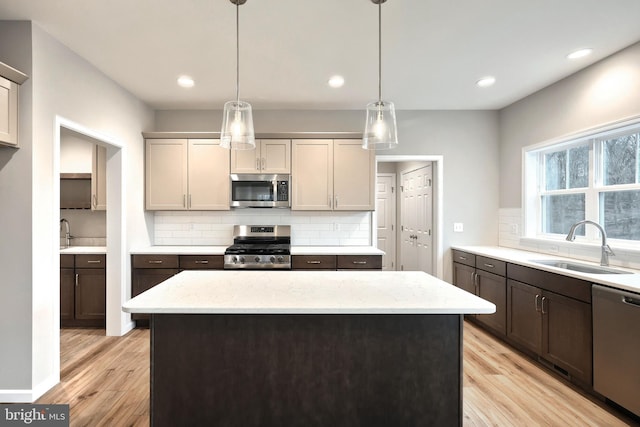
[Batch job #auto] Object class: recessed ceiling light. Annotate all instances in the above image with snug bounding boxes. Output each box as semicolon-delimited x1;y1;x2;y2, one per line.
328;75;345;88
567;48;593;60
476;76;496;88
177;75;195;88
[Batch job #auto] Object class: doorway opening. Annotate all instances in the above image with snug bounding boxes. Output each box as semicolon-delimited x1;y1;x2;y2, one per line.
375;155;444;279
53;116;128;379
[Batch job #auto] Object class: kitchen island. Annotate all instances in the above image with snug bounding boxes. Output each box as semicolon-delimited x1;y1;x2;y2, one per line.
123;270;494;427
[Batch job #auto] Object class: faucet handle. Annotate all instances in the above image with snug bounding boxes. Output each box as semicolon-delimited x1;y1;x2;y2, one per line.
604;244;615;256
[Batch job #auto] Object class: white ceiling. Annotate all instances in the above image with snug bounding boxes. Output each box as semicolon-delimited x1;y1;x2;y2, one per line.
2;0;640;111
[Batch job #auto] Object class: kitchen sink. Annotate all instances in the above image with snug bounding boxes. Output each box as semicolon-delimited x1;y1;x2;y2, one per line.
531;259;633;275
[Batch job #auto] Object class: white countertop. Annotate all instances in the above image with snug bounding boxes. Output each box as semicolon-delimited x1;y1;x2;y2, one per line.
453;245;640;294
59;246;107;254
122;270;495;315
129;246;384;256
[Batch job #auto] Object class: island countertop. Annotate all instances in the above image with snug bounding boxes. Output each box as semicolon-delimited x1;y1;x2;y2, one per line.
122;270;495;315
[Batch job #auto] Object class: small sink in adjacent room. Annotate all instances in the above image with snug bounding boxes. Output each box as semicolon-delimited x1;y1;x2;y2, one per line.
531;259;633;275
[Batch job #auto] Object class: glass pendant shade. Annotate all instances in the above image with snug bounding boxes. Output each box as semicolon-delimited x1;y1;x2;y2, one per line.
220;100;255;150
362;100;398;150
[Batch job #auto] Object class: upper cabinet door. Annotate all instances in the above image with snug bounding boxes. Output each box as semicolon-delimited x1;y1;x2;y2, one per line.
188;139;230;210
291;140;333;210
261;139;291;173
92;144;107;211
230;145;259;173
333;140;375;211
0;76;18;147
146;139;188;210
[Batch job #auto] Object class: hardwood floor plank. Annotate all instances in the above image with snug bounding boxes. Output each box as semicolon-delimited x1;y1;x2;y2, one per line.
36;322;638;427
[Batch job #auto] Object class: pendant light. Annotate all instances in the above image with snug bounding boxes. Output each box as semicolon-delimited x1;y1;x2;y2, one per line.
362;0;398;150
220;0;256;150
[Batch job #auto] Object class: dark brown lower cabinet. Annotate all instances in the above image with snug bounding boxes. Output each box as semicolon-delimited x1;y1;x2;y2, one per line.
292;254;383;271
60;254;106;327
507;278;592;385
131;266;179;322
475;269;506;335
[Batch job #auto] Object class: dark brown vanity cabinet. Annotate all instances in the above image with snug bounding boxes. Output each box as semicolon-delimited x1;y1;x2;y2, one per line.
60;254;106;327
452;250;506;336
507;264;592;385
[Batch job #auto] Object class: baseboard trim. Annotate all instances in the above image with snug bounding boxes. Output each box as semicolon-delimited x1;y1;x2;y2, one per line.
1;375;59;403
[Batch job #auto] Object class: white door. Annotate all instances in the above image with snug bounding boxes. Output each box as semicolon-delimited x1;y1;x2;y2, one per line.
376;173;396;270
400;164;433;274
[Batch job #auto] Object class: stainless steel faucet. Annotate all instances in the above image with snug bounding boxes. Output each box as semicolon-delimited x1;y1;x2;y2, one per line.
565;220;614;266
60;218;72;249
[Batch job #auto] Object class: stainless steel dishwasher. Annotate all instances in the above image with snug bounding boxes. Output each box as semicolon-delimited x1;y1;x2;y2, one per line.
592;284;640;417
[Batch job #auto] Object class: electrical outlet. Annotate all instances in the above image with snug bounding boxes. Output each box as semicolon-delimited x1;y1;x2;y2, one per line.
510;224;519;235
453;223;464;232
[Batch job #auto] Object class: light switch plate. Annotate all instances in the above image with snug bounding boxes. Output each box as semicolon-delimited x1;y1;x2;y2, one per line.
453;223;464;232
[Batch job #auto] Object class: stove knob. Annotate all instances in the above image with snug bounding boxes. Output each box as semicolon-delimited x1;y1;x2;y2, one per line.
232;256;238;264
277;256;284;263
269;256;276;263
255;256;261;263
239;256;245;264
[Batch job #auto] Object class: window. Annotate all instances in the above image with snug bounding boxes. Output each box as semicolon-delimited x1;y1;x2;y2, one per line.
525;121;640;244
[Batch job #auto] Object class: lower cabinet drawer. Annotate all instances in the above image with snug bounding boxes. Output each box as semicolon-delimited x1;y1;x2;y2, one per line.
132;254;179;269
337;255;382;270
75;254;106;269
292;255;337;270
179;255;224;270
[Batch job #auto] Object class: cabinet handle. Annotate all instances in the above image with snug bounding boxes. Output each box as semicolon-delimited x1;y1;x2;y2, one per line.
535;294;541;312
148;260;163;264
256;158;260;171
459;256;467;261
87;260;102;264
306;260;321;265
623;296;640;307
183;194;186;208
189;194;192;209
195;260;209;264
335;195;339;207
329;195;332;208
483;263;495;268
352;261;367;265
75;273;79;287
541;296;547;315
261;157;265;170
473;272;479;292
92;194;97;208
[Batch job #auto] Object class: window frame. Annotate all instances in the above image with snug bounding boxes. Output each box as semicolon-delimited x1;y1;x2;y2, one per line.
523;118;640;247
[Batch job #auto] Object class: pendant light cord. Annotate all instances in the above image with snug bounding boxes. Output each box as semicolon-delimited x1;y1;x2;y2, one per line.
236;1;240;103
378;1;382;103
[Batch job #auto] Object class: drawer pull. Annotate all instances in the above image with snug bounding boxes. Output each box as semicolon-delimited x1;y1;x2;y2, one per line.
535;294;541;312
148;260;163;264
623;297;640;308
353;261;367;265
306;261;321;265
459;256;467;260
87;260;102;264
195;260;209;264
483;263;495;268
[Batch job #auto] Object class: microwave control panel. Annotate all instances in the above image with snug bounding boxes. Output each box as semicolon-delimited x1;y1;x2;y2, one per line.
276;181;289;201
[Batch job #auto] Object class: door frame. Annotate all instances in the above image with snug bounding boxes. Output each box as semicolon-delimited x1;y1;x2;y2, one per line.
375;155;444;279
376;172;397;270
54;116;128;357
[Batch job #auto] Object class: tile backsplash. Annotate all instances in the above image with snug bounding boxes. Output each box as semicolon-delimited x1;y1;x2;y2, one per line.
154;210;372;246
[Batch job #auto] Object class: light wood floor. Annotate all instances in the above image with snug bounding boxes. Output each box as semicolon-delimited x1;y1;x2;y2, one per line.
37;321;638;426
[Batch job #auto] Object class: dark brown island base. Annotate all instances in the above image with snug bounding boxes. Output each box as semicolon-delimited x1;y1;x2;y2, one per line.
123;270;495;426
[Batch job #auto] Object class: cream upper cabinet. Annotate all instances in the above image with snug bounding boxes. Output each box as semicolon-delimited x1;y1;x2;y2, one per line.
292;139;375;211
188;139;230;210
145;139;230;210
91;144;107;211
333;140;375;210
0;75;18;147
231;139;291;174
291;140;333;210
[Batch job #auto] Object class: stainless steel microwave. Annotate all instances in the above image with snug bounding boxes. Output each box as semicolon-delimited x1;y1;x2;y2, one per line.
230;174;290;208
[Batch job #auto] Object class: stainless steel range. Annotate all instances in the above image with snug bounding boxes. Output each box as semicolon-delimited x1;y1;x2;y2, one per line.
224;225;291;270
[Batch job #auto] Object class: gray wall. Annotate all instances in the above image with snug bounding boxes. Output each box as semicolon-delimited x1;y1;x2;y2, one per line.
0;21;155;399
0;20;34;393
499;41;640;208
156;108;501;281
